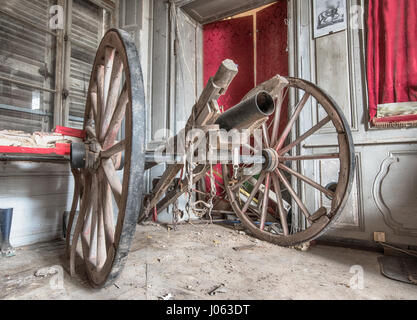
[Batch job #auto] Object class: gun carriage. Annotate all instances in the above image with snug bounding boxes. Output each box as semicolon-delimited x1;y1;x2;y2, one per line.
1;29;355;288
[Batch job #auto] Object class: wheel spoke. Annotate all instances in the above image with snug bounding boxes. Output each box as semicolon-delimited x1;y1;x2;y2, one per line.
260;173;271;230
87;175;99;264
231;174;253;191
82;199;95;247
262;123;270;148
280;153;340;161
276;169;310;219
90;90;98;128
242;173;266;215
70;175;92;276
309;207;328;223
85;125;96;139
97;174;107;270
87;210;97;265
101;140;126;159
80;203;91;253
103;47;116;111
102;177;115;251
101;55;124;142
275;93;310;151
70;174;92;276
270;101;282;146
103;84;128;150
247;205;261;217
271;173;289;236
102;158;122;209
66;169;80;256
278;163;335;199
96;65;105;137
279;116;331;155
242;143;257;154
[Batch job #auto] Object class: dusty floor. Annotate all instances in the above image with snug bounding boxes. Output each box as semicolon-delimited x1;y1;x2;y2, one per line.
1;223;416;300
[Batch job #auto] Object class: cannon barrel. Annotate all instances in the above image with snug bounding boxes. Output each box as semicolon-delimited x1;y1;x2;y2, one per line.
215;91;275;131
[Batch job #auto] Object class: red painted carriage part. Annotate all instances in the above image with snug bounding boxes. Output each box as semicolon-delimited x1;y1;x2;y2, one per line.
0;126;85;156
0;143;71;156
54;126;86;139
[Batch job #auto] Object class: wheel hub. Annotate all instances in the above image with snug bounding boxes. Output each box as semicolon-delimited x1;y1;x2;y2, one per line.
262;148;279;172
70;141;101;170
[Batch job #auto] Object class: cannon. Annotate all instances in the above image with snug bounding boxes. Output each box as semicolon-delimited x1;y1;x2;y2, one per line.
2;29;355;288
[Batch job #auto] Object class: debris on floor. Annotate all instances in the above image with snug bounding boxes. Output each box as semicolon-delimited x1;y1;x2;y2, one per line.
34;266;60;278
208;283;227;296
159;293;173;300
2;224;417;300
1;248;15;258
292;242;311;252
232;244;256;251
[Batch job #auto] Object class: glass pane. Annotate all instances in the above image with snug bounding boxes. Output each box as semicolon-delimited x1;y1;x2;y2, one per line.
0;0;56;133
69;0;111;129
0;89;54;132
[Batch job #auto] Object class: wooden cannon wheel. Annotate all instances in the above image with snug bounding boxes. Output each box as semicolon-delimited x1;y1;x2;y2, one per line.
67;29;146;288
223;77;355;247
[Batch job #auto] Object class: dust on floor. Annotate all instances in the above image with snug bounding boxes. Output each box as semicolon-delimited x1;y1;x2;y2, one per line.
1;223;416;300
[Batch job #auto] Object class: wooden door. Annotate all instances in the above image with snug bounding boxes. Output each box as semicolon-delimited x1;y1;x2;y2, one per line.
290;0;417;246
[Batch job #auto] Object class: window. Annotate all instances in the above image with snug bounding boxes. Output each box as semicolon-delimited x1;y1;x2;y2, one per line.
0;0;57;132
68;0;113;128
0;0;116;132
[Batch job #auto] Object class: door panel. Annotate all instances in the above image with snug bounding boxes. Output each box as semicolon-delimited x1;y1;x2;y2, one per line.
319;154;364;232
315;31;353;129
374;150;417;237
291;0;417;246
149;1;203;222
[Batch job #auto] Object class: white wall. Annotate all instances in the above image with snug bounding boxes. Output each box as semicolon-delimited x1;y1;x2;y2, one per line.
0;162;73;247
147;0;204;223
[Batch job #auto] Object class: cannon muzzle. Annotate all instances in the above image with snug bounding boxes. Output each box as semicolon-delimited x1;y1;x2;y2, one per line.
215;91;275;131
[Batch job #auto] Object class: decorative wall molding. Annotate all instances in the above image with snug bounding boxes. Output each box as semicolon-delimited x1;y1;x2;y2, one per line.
321;154;364;232
373;151;417;236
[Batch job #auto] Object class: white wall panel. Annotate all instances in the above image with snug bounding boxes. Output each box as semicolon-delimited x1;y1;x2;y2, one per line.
0;162;73;247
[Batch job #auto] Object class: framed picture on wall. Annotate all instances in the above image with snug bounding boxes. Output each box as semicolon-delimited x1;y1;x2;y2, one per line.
313;0;347;38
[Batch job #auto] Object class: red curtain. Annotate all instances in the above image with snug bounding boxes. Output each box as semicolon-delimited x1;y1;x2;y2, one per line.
256;1;288;84
203;16;254;196
203;16;255;111
202;3;288;196
257;1;288;137
367;0;417;121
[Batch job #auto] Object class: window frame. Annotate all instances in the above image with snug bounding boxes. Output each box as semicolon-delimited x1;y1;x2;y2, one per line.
0;2;59;131
0;0;118;131
60;0;118;128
